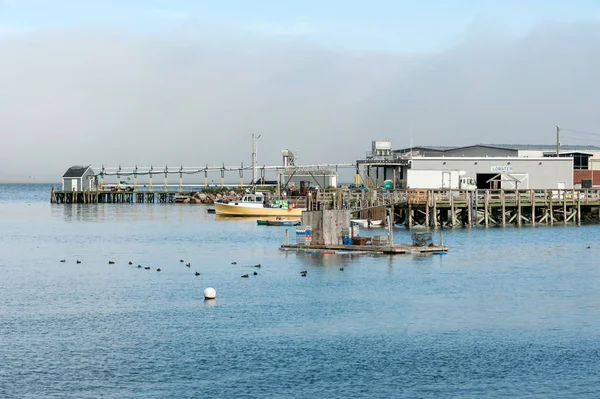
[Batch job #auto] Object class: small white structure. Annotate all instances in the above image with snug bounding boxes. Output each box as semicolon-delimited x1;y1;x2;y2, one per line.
62;165;96;191
406;170;476;190
280;168;337;192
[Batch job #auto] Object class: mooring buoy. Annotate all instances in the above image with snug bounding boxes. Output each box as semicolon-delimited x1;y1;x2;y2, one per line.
204;287;216;299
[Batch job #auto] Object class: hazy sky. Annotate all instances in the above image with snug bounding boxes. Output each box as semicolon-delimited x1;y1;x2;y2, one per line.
1;0;600;182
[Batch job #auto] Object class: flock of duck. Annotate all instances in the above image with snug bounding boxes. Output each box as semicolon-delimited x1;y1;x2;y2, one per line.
58;258;347;278
58;258;268;278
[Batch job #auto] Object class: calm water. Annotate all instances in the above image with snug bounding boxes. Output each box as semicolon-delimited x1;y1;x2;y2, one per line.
1;184;599;398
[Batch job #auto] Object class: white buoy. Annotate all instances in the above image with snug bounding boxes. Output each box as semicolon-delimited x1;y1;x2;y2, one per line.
203;287;216;299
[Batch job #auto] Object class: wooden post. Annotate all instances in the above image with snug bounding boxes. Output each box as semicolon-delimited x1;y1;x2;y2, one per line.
285;228;289;245
484;190;489;227
408;203;413;229
549;189;553;226
388;207;394;244
531;190;536;227
517;190;522;226
460;191;464;228
466;191;471;228
501;189;506;227
577;193;581;226
425;191;430;228
563;189;567;225
432;190;438;228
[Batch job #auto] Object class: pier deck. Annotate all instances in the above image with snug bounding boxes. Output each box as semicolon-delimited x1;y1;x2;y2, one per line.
311;188;600;228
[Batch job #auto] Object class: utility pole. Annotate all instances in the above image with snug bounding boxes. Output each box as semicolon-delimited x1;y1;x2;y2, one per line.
251;134;261;190
252;133;256;187
556;125;560;157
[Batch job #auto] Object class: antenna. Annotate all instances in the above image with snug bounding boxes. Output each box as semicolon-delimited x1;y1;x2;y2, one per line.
409;124;413;156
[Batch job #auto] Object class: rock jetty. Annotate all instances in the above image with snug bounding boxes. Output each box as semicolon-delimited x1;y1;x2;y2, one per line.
174;190;243;204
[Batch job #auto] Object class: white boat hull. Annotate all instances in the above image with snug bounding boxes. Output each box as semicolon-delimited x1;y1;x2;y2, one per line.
350;219;384;228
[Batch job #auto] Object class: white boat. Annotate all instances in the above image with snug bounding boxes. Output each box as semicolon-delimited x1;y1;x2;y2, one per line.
214;192;305;217
350;219;384;228
266;218;301;226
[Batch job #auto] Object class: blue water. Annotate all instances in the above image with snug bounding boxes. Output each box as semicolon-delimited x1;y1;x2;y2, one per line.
1;184;599;398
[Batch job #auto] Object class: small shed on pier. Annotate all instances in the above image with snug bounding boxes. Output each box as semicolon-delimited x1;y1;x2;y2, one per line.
62;165;97;191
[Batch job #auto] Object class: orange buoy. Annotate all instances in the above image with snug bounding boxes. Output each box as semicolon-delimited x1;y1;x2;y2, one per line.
288;203;294;210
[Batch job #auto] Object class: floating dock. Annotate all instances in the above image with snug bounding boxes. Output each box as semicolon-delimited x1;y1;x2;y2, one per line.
280;243;448;255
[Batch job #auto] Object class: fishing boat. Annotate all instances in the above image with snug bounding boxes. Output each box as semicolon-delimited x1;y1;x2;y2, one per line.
350;219;384;228
215;192;305;217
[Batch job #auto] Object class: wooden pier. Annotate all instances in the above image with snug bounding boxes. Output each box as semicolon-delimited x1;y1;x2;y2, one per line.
51;188;195;204
50;186;600;228
311;188;600;228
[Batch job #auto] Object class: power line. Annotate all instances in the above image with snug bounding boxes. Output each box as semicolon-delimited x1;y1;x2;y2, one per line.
561;135;600;144
561;128;600;137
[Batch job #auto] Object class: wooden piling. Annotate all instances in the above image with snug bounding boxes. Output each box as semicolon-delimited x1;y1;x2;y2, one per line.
517;190;522;226
484;190;489;227
563;190;567;225
432;190;438;228
450;192;455;228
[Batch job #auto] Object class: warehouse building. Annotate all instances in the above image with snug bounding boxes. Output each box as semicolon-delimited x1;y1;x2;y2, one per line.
358;142;583;190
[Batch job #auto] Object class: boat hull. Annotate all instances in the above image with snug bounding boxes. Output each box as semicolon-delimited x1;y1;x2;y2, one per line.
266;220;301;226
351;219;383;228
215;203;304;217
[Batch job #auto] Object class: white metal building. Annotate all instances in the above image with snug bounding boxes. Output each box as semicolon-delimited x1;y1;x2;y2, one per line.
409;157;574;189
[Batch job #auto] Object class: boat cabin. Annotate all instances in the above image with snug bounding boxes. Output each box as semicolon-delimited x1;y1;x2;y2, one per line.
241;193;265;203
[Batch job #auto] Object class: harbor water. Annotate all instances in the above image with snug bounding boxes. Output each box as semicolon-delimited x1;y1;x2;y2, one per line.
1;184;599;398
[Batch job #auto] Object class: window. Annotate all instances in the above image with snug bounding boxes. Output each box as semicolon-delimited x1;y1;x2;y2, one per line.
558;153;589;170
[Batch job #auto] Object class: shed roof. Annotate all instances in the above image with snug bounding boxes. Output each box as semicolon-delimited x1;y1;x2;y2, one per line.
62;165;91;178
394;143;600;153
479;144;600;151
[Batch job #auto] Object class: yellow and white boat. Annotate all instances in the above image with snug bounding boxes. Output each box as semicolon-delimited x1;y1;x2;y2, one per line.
214;193;305;217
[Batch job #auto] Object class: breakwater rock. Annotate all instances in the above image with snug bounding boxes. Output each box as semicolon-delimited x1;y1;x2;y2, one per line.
175;190;243;204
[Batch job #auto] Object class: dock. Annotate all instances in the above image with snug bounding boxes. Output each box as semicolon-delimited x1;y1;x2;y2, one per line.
50;185;600;227
280;243;448;254
50;188;200;204
311;188;600;227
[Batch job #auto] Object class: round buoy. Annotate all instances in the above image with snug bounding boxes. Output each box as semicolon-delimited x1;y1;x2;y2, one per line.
203;287;216;299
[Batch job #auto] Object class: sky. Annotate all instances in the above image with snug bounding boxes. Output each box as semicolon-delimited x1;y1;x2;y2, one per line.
1;0;600;182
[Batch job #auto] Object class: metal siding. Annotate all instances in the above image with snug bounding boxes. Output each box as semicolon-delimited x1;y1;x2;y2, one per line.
442;147;517;157
410;158;573;189
63;178;76;191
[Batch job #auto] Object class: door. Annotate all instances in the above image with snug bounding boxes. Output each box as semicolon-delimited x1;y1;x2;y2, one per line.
442;172;451;189
476;173;496;189
71;178;78;191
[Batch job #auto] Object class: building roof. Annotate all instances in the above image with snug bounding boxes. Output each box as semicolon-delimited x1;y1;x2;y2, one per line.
394;143;600;153
393;145;454;152
479;144;600;151
62;165;91;178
